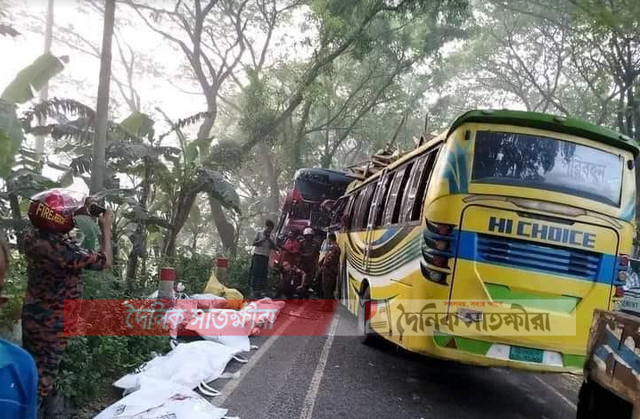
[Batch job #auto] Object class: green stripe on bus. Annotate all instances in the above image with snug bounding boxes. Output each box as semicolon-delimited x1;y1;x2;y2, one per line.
485;284;580;314
563;354;585;369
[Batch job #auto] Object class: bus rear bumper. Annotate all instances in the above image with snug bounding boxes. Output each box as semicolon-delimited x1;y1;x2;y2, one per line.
411;333;585;374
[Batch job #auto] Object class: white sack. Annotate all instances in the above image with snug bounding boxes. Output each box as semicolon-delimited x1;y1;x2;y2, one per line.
114;341;241;392
95;377;227;419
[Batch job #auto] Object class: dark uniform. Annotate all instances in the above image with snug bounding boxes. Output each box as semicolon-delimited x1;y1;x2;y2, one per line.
279;263;306;299
319;244;341;299
22;228;106;399
298;239;319;281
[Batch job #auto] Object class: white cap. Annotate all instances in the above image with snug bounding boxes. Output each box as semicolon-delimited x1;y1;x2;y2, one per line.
303;227;314;236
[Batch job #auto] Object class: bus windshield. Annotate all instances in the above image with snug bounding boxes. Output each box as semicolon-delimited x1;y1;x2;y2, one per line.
472;131;624;206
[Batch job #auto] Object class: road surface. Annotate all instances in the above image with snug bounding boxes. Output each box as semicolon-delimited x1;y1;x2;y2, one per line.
213;304;581;419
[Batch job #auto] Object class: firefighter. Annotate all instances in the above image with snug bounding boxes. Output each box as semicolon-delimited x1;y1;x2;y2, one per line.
21;189;112;418
298;227;320;289
318;233;340;301
280;260;307;299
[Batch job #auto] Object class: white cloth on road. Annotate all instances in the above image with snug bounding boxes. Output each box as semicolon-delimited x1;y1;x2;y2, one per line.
95;377;228;419
114;341;241;392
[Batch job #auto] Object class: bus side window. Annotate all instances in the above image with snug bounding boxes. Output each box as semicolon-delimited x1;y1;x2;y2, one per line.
382;167;404;225
359;183;377;229
391;163;413;224
400;156;429;223
331;196;349;231
411;147;440;220
382;164;412;225
373;172;394;227
350;191;363;231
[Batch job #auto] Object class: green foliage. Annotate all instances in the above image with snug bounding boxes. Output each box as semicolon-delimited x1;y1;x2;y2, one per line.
58;335;168;404
0;100;23;177
0;254;27;332
74;215;101;251
239;71;279;144
172;252;214;294
223;250;252;297
1;53;67;104
120;111;155;139
197;168;241;213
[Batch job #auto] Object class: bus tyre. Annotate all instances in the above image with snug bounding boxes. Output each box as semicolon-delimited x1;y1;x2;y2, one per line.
357;286;376;345
577;381;633;419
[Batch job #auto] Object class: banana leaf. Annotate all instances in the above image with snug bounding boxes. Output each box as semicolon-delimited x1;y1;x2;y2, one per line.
1;53;67;104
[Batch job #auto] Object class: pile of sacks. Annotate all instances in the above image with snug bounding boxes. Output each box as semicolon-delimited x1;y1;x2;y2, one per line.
94;298;285;419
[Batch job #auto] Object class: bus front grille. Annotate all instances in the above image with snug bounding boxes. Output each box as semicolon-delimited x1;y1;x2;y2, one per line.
476;234;601;279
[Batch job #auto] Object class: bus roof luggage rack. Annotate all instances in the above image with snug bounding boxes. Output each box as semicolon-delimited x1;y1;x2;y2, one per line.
347;148;403;180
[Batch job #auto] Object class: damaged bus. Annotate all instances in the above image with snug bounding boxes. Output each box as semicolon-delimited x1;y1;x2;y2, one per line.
334;109;638;372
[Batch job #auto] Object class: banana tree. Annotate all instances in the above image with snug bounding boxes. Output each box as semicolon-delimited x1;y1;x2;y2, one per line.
0;53;67;246
21;99;240;282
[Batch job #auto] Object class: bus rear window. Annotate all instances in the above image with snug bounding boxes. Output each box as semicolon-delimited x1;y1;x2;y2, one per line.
472;131;624;206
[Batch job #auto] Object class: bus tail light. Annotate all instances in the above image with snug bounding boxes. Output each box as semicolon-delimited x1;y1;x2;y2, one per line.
431;255;448;268
434;240;449;251
422;219;456;285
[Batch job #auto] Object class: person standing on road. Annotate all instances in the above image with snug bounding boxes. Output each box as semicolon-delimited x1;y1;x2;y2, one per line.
250;219;275;298
0;237;38;419
21;190;112;419
318;233;340;300
298;227;320;289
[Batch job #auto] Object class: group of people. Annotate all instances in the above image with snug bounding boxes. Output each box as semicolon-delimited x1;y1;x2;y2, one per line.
1;195;341;418
249;219;341;301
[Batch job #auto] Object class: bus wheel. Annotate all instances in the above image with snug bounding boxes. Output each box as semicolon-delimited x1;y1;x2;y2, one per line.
357;286;375;345
577;381;633;419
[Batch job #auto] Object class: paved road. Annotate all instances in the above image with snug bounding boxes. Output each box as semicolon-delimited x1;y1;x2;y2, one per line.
213;304;581;419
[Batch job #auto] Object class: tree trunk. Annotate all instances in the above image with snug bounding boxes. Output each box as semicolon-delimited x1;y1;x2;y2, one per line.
209;196;236;255
35;0;54;162
125;163;151;286
90;0;116;194
322;92;331;168
198;92;238;252
257;140;280;216
617;86;626;135
191;231;198;253
125;249;139;286
164;190;199;257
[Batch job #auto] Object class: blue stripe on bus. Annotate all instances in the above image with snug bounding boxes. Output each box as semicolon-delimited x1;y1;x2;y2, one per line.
370;227;400;246
456;230;616;285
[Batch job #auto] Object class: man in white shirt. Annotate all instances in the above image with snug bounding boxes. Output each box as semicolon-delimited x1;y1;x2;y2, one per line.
250;219;275;298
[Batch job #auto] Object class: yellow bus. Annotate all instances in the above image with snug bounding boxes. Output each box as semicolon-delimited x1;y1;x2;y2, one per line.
333;109;638;372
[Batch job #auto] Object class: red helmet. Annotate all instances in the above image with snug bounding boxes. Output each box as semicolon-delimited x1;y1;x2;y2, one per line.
27;189;83;234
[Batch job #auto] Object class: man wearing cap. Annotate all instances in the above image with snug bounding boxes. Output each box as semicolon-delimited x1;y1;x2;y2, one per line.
298;228;320;292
